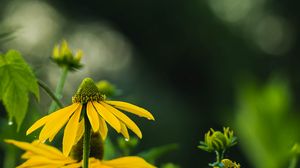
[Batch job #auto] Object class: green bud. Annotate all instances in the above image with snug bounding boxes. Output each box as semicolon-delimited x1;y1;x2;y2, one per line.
198;127;237;153
96;80;117;97
51;40;83;70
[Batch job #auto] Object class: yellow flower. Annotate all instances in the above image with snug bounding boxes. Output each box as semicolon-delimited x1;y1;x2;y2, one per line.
5;139;156;168
27;78;155;156
214;159;241;168
213;159;241;168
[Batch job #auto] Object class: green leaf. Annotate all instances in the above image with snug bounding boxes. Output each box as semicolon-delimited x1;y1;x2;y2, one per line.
138;143;179;164
0;50;39;129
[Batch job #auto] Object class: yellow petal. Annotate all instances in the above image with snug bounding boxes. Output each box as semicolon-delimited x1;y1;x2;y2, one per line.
88;158;111;168
102;156;156;168
120;122;129;140
87;102;100;132
105;101;154;120
27;115;50;135
93;102;121;133
99;117;108;140
5;140;63;160
74;119;84;144
63;105;82;156
21;151;33;159
101;103;142;138
6;140;77;168
52;44;60;58
17;156;74;168
31;141;65;158
48;127;60;142
62;163;82;168
39;103;80;142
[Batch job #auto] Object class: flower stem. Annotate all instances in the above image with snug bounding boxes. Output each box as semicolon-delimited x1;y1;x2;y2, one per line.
48;66;68;113
38;79;63;108
83;106;91;168
220;149;225;160
215;150;221;163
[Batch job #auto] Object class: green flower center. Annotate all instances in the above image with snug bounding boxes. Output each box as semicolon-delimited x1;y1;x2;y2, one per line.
72;78;105;103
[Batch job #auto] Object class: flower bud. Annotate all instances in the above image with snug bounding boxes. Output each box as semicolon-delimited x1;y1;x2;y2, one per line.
51;40;83;70
198;127;237;152
96;80;117;97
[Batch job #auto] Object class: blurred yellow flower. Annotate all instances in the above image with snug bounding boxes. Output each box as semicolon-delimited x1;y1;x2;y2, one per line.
5;139;156;168
213;159;241;168
27;78;155;156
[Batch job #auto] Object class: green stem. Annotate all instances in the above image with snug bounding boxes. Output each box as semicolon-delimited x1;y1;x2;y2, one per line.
215;150;221;163
289;156;298;168
220;149;225;160
38;80;63;108
83;105;91;168
48;66;68;113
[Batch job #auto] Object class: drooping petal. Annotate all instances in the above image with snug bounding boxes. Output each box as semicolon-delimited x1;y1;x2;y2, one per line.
87;102;100;132
63;105;82;156
48;126;61;142
98;117;108;140
5;140;63;160
120;122;129;140
17;156;74;168
62;163;82;168
88;158;112;168
105;101;154;120
31;141;65;158
26;116;50;135
39;103;81;142
74;119;84;144
93;102;121;133
101;103;142;138
27;103;80;136
21;152;34;159
102;156;156;168
6;139;78;168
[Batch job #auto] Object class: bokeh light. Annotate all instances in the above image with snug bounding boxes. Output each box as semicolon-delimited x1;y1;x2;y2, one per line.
2;0;63;56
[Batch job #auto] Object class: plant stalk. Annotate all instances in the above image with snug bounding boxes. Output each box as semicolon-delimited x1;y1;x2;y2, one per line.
48;66;68;113
215;150;221;163
83;106;91;168
38;80;63;108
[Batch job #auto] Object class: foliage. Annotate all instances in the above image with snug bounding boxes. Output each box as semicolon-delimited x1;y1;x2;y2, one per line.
0;50;39;129
235;76;299;168
198;127;237;153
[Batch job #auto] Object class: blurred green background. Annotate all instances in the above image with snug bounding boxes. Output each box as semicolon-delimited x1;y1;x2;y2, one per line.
1;0;300;167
